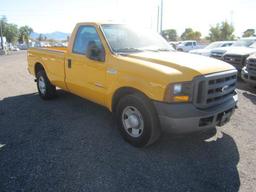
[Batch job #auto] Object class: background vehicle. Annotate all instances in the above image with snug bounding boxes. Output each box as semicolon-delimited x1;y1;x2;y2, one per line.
176;40;205;52
222;42;256;71
8;44;20;51
27;22;238;147
210;37;256;60
189;41;234;56
242;53;256;87
0;37;7;48
18;43;28;50
0;36;8;55
168;41;180;50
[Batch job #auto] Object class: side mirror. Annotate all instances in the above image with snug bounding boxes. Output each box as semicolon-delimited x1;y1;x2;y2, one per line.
86;41;105;62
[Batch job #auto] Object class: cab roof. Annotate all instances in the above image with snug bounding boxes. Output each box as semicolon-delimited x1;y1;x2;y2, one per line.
76;21;122;26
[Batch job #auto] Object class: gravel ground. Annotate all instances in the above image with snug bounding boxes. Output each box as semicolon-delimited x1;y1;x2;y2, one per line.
0;51;255;192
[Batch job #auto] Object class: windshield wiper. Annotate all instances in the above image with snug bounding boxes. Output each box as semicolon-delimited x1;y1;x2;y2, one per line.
142;48;171;52
115;48;143;53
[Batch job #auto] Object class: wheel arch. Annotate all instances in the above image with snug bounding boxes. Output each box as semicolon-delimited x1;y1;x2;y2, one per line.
111;87;151;113
34;62;45;75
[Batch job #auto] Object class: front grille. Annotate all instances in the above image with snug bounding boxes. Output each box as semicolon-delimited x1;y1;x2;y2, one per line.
194;70;237;109
223;54;246;70
247;58;256;73
246;58;256;81
211;52;224;60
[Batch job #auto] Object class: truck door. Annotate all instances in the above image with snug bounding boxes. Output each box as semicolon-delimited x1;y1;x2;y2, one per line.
65;25;107;106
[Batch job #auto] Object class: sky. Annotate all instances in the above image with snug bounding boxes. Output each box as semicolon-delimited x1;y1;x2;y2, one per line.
0;0;255;37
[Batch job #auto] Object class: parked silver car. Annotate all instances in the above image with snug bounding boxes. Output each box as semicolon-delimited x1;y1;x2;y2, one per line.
189;41;234;56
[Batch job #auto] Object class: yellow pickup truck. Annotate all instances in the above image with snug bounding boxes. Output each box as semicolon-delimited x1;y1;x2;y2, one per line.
27;22;238;147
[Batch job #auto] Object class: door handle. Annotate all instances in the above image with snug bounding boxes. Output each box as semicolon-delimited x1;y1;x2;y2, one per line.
67;59;72;68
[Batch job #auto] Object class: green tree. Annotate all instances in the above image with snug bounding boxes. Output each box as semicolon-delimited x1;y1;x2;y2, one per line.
243;29;255;37
161;29;177;41
208;21;235;42
38;34;44;41
19;25;33;44
181;28;201;40
1;16;19;43
3;23;19;43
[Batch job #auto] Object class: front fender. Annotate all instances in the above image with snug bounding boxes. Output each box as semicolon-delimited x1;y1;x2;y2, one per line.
105;72;166;111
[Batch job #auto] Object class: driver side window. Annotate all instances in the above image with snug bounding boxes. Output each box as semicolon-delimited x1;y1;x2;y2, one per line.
72;26;103;55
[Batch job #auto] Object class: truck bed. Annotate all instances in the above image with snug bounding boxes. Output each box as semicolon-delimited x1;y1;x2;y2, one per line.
29;46;67;53
27;47;67;89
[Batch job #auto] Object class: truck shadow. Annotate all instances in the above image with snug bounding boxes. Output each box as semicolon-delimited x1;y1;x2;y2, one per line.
236;80;256;105
0;91;240;192
242;92;256;105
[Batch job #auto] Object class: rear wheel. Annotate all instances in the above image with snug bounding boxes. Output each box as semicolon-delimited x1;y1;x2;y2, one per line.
115;93;161;147
36;70;56;100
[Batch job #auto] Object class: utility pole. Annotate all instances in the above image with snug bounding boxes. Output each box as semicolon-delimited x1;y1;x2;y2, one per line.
0;17;4;50
160;0;163;33
157;5;160;32
157;0;163;34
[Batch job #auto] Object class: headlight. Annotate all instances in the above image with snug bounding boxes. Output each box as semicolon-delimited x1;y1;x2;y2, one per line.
164;81;192;103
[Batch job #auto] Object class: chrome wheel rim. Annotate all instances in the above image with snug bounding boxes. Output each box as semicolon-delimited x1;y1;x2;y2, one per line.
38;76;46;95
122;106;144;138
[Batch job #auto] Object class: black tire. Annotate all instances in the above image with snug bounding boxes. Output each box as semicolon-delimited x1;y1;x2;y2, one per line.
115;93;161;147
177;48;183;52
36;70;56;100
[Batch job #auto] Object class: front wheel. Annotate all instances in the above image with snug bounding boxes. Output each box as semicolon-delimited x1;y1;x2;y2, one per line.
115;93;161;147
36;70;56;100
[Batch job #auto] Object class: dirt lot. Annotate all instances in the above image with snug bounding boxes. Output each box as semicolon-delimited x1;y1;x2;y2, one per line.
0;51;256;192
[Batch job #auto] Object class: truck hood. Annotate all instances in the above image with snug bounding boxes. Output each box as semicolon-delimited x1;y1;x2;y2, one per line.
248;53;256;59
190;49;211;56
190;48;206;53
122;51;235;77
211;46;256;55
224;46;256;56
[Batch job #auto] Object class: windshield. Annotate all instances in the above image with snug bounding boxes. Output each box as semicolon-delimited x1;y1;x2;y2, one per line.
205;42;222;49
101;24;173;53
232;39;256;47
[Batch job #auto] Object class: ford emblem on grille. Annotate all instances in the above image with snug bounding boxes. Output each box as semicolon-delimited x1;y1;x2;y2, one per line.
221;85;229;92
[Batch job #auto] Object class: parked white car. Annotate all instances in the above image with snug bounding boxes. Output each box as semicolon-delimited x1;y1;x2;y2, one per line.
176;40;205;52
189;41;234;56
8;44;20;51
0;36;7;50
